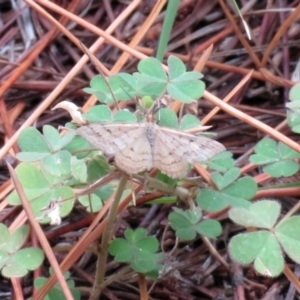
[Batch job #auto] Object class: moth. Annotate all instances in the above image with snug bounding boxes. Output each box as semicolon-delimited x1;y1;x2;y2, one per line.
77;122;225;178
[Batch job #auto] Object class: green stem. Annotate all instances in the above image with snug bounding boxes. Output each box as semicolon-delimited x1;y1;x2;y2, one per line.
89;175;127;300
155;0;180;61
142;175;189;199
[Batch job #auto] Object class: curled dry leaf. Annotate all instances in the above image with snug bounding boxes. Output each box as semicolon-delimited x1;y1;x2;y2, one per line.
52;101;87;125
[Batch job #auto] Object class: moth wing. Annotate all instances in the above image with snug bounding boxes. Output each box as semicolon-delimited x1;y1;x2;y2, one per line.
115;133;153;174
153;132;188;178
77;123;146;155
158;127;225;164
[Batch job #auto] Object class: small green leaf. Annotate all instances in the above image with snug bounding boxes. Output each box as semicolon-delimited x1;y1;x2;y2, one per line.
109;228;163;274
40;164;70;187
263;160;299;178
93;185;113;202
78;194;103;212
112;73;138;98
289;82;300;101
250;138;300;178
197;177;256;212
286;100;300;114
207;151;235;172
171;207;202;224
43;125;61;151
286;100;300;111
56;131;76;150
133;73;166;98
168;55;186;80
2;263;27;278
168;208;219;241
179;114;201;130
156;108;178;129
12;248;44;270
108;75;133;101
168;211;196;230
64;135;92;159
250;139;279;164
229;231;284;277
16;152;50;162
222;177;257;201
83;105;112;123
137;57;167;81
84;75;117;104
34;276;81;300
167;56;205;103
211;167;241;190
195;220;222;238
71;156;87;182
112;110;137;123
130;252;162;274
42;150;71;177
167;80;204;103
0;251;9;269
172;71;203;81
109;239;130;258
175;228;197;241
142;264;162;280
2;248;44;278
275;216;300;264
287;109;300;133
278;141;300;159
136;236;159;253
87;155;110;182
229;200;281;229
6;225;30;253
125;228;147;243
134;57;167;97
197;189;228;212
0;224;10;251
7;163;50;205
18;127;50;153
83;87;95;94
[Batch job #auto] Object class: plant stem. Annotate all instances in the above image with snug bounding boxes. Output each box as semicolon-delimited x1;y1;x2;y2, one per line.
155;0;179;61
89;175;127;300
138;273;149;300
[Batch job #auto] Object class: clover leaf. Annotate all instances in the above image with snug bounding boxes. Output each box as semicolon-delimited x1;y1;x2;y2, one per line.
197;168;257;212
109;228;163;274
168;207;221;240
249;138;300;177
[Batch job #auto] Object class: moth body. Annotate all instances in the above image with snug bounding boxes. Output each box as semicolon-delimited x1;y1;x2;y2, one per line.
145;124;157;147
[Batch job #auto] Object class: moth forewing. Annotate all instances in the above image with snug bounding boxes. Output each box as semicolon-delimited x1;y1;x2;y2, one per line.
77;123;147;155
115;133;153;174
76;122;225;178
152;134;188;178
156;126;225;164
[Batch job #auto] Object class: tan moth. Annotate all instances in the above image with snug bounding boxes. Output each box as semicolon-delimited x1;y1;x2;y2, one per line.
77;122;225;178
